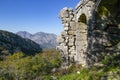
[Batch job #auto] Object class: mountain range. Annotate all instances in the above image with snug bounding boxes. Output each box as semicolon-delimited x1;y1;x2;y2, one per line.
16;31;57;49
0;30;42;56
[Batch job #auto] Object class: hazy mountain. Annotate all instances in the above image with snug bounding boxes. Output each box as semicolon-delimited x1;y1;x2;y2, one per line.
16;31;57;49
0;30;42;56
16;31;32;39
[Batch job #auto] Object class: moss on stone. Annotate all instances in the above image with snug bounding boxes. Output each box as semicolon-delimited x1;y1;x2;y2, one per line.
105;42;112;47
118;24;120;29
97;6;110;19
97;0;119;23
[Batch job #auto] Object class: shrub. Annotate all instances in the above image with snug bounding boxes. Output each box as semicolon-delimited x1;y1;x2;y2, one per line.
0;50;62;80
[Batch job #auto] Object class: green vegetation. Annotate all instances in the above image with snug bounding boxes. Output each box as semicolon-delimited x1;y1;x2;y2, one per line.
0;50;61;80
0;49;119;80
57;53;120;80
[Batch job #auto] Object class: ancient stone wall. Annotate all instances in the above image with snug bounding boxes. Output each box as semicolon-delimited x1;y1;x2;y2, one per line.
57;0;120;68
56;7;76;67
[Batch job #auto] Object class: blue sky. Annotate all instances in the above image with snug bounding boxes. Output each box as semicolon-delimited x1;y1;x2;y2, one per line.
0;0;79;35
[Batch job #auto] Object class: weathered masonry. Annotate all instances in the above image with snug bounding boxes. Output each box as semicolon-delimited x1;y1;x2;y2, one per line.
57;0;120;67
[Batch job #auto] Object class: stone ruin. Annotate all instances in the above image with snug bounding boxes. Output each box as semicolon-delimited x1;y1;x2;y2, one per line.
57;0;120;67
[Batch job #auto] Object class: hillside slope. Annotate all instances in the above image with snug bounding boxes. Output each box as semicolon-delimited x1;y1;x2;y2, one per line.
0;30;42;55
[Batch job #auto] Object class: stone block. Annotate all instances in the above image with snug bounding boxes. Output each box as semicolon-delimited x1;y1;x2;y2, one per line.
70;22;76;30
68;31;76;35
61;42;67;45
64;23;69;27
57;36;64;43
71;51;76;56
69;46;75;52
65;38;68;43
72;17;76;21
68;42;74;46
70;15;74;19
64;27;69;31
59;7;69;18
68;37;75;46
61;31;67;36
62;20;67;24
66;18;72;22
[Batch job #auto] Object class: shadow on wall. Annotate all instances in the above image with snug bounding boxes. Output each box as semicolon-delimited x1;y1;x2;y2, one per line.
87;0;120;64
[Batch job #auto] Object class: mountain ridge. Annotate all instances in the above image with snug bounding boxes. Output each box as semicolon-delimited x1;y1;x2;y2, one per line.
0;30;42;56
16;31;57;49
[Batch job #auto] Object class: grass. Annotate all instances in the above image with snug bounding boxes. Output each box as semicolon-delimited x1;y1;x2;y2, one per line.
0;49;119;80
56;53;120;80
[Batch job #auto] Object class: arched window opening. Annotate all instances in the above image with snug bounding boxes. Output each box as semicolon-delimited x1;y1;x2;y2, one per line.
78;14;87;24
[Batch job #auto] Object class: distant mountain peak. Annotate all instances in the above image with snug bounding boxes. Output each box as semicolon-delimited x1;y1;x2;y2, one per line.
16;31;32;39
16;31;57;49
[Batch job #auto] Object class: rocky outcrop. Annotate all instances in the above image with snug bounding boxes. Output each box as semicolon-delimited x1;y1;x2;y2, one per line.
0;30;42;56
17;31;57;49
57;0;120;67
